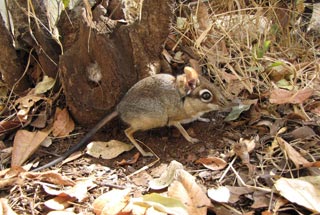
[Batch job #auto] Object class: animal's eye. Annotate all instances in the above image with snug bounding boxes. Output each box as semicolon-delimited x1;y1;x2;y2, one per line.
200;89;213;102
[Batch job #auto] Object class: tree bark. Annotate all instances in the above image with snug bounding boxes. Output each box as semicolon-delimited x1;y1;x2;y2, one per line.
59;0;173;125
0;14;30;93
8;0;60;79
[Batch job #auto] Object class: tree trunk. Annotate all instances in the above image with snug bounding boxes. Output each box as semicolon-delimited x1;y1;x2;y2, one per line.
59;0;173;125
0;14;30;93
8;0;60;80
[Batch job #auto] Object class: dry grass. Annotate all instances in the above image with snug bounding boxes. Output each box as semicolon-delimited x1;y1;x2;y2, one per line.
170;0;319;100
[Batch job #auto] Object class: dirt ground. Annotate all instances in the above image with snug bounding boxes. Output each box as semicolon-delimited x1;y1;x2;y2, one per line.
36;111;230;171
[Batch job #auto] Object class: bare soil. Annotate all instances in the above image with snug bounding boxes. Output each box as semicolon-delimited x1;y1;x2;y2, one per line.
36;111;230;171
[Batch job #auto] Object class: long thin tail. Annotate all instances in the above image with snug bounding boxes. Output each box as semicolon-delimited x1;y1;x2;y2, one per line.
32;111;118;171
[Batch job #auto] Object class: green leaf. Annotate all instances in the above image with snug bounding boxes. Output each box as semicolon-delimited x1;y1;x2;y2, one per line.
143;193;186;210
34;76;56;94
276;79;294;90
263;40;271;51
269;61;284;67
62;0;70;8
255;40;271;58
224;104;251;121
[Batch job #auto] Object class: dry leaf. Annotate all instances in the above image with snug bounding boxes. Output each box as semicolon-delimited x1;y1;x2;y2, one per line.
168;169;211;215
150;164;168;178
306;101;320;116
195;24;213;47
40;137;53;147
52;108;75;137
240;137;257;153
225;186;255;204
43;179;95;202
131;171;153;187
62;151;83;165
196;1;210;30
0;118;24;135
117;152;140;166
233;141;250;164
44;196;75;210
288;126;316;139
121;201;147;215
15;95;44;110
195;157;227;171
31;110;48;128
47;211;78;215
149;160;183;190
145;206;167;215
0;167;25;188
251;191;270;209
92;188;131;215
11;127;52;166
269;88;313;104
277;137;312;168
0;198;18;215
86;140;134;159
275;176;320;212
23;171;75;186
207;186;230;203
273;197;289;214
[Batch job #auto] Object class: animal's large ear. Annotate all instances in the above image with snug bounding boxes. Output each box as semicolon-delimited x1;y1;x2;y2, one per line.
184;66;200;94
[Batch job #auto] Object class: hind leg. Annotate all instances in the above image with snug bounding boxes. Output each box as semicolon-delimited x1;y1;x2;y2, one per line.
171;122;199;143
125;127;154;157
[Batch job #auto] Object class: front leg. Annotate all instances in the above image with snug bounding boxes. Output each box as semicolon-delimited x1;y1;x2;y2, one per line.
197;117;211;123
171;122;199;143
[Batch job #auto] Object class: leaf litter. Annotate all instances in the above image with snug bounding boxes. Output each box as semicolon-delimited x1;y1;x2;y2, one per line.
1;1;320;215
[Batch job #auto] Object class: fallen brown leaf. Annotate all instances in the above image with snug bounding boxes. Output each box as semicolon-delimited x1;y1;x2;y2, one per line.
306;101;320;116
251;191;270;209
92;188;131;215
149;160;183;190
131;171;152;187
207;186;230;203
275;176;320;212
269;88;313;104
30;110;48;128
15;94;45;110
225;186;255;203
44;196;75;211
43;179;95;202
61;151;83;165
23;171;75;186
277;137;312;168
0;167;25;188
52;108;75;137
11;127;52;166
0;198;18;215
47;211;78;215
195;157;227;171
233;141;250;164
168;169;211;215
288;126;316;139
196;1;210;31
0;118;23;135
87;140;134;160
117;152;140;166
